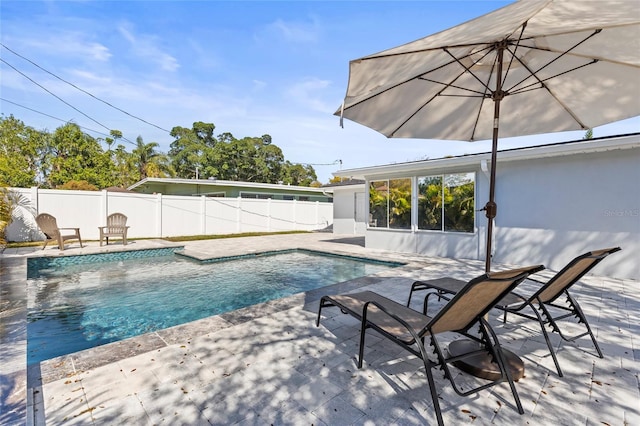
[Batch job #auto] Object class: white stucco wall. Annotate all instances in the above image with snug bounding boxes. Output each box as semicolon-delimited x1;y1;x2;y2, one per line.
336;136;640;280
491;147;639;279
331;185;366;235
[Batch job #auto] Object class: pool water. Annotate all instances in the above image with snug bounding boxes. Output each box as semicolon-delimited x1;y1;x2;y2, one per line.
27;251;398;364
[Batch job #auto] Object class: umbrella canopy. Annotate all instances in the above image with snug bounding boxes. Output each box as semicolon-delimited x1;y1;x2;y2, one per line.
337;0;640;271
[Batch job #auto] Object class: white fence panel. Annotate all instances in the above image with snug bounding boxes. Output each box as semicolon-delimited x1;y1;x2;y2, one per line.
240;199;271;233
161;195;202;237
205;198;242;235
105;192;159;239
270;199;297;231
5;188;333;242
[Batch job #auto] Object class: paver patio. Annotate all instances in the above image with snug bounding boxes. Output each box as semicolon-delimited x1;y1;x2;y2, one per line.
1;233;638;425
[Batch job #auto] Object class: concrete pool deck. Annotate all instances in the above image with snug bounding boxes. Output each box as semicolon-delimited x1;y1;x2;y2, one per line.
1;233;638;425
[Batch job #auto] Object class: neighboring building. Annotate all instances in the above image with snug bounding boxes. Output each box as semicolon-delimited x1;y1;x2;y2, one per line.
332;133;640;280
323;179;366;235
128;178;333;203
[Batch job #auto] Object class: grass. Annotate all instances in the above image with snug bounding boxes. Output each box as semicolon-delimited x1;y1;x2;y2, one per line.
4;230;311;248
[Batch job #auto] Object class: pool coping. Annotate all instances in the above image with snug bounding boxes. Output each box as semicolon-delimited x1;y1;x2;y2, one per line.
0;238;423;425
0;240;187;424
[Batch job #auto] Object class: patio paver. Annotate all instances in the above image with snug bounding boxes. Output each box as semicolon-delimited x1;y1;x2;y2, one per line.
1;233;638;425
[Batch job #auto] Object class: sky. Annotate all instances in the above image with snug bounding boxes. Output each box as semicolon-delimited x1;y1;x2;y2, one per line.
1;1;638;184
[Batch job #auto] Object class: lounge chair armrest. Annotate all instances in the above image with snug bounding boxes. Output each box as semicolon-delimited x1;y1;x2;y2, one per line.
59;227;80;231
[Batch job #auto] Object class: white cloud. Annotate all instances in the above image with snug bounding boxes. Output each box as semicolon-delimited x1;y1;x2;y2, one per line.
117;24;180;72
252;79;267;91
20;34;112;62
262;16;321;44
285;77;334;113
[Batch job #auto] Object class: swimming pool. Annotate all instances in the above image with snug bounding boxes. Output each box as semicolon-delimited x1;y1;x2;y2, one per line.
27;249;400;365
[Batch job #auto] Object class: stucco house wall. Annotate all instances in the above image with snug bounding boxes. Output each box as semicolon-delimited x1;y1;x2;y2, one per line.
333;134;640;280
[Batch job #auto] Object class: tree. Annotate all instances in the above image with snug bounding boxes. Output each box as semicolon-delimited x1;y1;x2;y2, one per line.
282;162;317;186
584;128;593;140
111;144;138;188
169;124;216;178
131;136;172;180
58;180;99;191
0;115;48;187
46;122;116;188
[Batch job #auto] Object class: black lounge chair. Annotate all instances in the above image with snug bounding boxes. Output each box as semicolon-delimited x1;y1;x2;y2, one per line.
408;247;621;377
316;265;544;426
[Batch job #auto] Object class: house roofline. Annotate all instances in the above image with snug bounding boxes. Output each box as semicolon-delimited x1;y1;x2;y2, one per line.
127;178;332;194
334;133;640;180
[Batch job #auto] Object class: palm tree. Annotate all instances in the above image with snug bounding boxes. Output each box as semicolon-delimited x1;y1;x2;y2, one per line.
131;136;172;180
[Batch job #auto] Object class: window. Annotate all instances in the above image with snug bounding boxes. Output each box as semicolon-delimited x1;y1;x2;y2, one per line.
369;178;411;229
418;173;475;233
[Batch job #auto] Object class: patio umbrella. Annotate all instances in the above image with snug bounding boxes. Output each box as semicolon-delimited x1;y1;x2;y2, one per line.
336;0;640;272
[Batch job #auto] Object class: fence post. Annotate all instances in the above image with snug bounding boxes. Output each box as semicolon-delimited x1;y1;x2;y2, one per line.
315;201;320;230
236;196;242;233
100;190;108;226
156;193;163;238
267;198;272;232
201;195;206;235
30;186;39;213
293;199;297;229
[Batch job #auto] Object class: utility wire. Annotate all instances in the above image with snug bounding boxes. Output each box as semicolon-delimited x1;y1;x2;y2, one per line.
0;97;135;145
298;159;342;167
1;57;116;134
1;43;171;134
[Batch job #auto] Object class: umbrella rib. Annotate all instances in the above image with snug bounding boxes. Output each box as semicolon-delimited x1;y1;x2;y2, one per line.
341;47;492;114
417;77;488;97
443;47;495;94
509;59;599;95
389;59;484;137
501;22;528;90
504;29;602;94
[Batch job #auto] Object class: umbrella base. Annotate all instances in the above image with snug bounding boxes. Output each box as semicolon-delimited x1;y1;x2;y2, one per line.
448;339;524;381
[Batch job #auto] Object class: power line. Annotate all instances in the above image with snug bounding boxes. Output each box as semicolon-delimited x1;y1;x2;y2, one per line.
1;43;171;134
1;57;117;135
298;159;342;167
0;97;135;145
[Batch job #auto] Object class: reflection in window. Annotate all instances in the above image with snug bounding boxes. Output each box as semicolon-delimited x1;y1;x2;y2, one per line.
418;176;443;231
418;173;474;233
369;178;411;229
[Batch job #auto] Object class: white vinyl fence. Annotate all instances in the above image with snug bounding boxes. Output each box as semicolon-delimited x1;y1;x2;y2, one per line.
6;187;333;242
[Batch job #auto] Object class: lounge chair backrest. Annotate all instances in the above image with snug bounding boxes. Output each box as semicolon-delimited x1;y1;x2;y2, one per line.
534;247;621;304
35;213;59;238
428;264;544;334
106;213;127;231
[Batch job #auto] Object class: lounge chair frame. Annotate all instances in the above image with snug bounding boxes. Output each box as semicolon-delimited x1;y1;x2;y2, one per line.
408;247;621;377
99;213;129;246
35;213;83;251
317;265;543;426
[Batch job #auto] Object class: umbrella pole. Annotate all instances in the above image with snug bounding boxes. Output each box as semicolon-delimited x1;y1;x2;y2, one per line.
484;44;504;273
450;43;525;383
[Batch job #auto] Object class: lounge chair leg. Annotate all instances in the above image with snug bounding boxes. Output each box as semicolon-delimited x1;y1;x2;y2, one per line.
424;363;444;426
316;298;326;327
482;319;524;414
358;326;366;369
568;294;604;358
532;303;563;377
358;304;373;369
